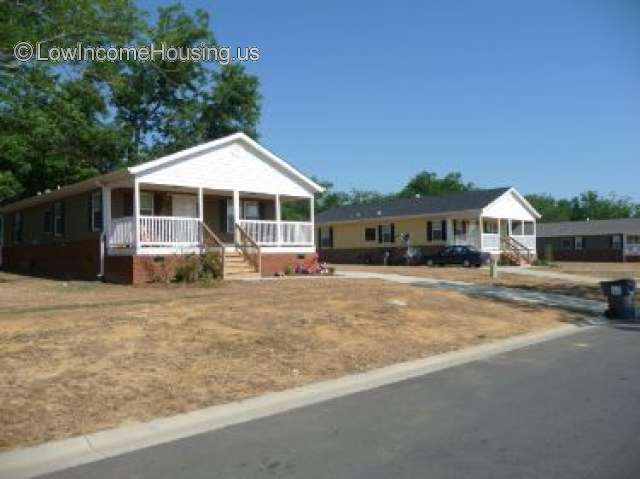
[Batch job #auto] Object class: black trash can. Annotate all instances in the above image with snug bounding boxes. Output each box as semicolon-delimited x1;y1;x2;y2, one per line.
600;279;636;321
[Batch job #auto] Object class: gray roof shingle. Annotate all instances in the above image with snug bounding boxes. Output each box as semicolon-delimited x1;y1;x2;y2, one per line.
316;187;511;224
537;218;640;237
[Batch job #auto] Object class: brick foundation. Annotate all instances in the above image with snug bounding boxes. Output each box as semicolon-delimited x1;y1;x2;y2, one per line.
1;240;100;280
543;249;624;262
318;246;444;265
260;252;318;276
104;255;198;285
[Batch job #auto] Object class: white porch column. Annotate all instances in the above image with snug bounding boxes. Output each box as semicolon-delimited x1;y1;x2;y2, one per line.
102;185;111;242
197;187;204;222
133;179;140;253
275;194;282;246
508;219;512;236
446;218;454;245
479;217;484;251
233;190;240;243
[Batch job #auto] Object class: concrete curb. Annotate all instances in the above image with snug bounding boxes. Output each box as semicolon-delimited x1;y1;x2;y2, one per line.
0;323;591;479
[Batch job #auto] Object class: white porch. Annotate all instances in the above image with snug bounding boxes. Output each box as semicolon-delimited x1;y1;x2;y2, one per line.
104;183;315;256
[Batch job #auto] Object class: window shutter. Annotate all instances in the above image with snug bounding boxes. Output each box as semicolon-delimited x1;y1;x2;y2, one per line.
318;227;322;246
441;220;447;241
88;193;93;232
329;226;334;247
453;219;457;236
462;220;467;235
390;224;395;243
427;221;433;241
378;225;383;243
60;201;66;236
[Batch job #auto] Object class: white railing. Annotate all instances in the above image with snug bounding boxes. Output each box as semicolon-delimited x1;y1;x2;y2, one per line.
239;220;314;246
451;234;481;250
481;233;500;250
511;235;536;251
109;216;134;247
139;216;200;247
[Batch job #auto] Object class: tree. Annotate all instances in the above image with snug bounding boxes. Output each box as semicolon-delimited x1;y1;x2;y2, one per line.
526;192;639;222
398;171;475;198
525;194;573;223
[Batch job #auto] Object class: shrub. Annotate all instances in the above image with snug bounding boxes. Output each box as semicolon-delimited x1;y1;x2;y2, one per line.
283;265;293;276
173;255;201;283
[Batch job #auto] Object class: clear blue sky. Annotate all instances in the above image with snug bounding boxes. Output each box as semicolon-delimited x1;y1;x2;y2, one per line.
138;0;640;201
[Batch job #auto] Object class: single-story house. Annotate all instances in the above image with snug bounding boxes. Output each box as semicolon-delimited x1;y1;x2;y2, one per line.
0;132;323;283
537;218;640;262
316;187;540;264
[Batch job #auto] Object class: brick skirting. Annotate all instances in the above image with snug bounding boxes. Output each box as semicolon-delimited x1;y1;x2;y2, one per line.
318;246;445;265
260;253;318;276
543;249;624;262
1;240;100;280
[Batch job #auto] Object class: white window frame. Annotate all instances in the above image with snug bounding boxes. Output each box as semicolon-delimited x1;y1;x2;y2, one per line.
91;190;103;232
575;236;583;250
139;192;154;216
363;226;376;242
242;200;260;220
380;224;393;243
53;202;64;237
432;221;443;241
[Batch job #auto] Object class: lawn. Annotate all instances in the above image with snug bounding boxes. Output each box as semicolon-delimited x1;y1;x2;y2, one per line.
0;272;580;450
537;261;640;280
333;264;606;301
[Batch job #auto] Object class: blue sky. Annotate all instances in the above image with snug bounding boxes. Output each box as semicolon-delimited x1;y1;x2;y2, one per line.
138;0;640;201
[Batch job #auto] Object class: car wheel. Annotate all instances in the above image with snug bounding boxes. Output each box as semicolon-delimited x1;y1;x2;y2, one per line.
463;259;470;268
427;259;434;267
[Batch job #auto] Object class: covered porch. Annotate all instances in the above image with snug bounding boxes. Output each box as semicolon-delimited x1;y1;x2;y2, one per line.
443;216;536;254
104;181;315;255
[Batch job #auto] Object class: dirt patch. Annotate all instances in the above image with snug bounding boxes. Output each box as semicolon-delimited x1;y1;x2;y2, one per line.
0;272;580;450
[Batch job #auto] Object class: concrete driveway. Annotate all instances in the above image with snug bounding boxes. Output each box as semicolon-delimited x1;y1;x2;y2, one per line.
41;325;640;479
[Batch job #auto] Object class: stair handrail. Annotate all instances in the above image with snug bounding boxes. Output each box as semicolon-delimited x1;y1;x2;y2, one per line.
501;235;532;264
507;235;532;263
201;221;226;278
235;222;261;274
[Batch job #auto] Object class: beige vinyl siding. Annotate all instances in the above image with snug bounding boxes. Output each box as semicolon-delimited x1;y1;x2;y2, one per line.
327;217;444;249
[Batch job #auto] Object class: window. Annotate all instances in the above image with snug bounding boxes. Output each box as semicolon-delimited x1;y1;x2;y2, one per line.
140;192;154;216
482;220;498;234
524;221;535;235
53;202;64;237
511;220;523;235
453;220;466;237
320;226;333;247
242;200;260;220
91;191;103;232
628;235;640;245
364;227;376;242
13;212;22;243
43;208;52;234
380;224;393;243
575;236;583;250
560;238;572;250
431;221;443;241
611;235;622;249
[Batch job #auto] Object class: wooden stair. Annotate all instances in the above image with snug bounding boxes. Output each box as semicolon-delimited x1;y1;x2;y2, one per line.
500;236;532;266
224;250;260;279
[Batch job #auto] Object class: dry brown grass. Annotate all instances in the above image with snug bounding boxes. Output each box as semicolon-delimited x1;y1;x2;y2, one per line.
0;272;580;450
540;262;640;280
333;264;606;301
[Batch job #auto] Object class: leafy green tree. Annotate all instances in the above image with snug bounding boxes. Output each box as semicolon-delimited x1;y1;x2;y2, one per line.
525;194;573;223
398;171;475;198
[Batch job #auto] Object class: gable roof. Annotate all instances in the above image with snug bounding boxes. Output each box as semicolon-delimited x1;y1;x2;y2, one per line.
537;218;640;237
316;187;512;224
0;133;322;214
130;132;324;193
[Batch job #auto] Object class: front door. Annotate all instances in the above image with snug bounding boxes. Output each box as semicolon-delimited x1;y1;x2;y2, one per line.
172;194;197;218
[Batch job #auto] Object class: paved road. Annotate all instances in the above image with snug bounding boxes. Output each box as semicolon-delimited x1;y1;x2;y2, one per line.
42;325;640;479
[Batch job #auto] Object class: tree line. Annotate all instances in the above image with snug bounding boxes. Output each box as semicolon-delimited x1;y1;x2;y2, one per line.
311;171;640;223
1;0;261;204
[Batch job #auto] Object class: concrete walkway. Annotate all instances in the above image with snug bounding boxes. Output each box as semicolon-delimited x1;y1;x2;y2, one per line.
340;271;606;316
